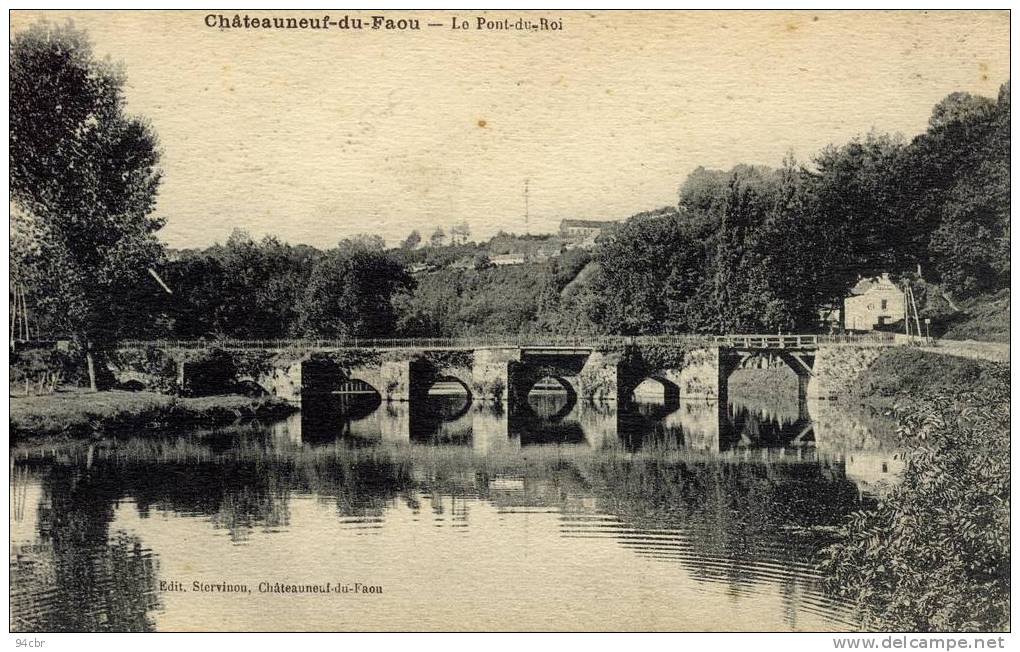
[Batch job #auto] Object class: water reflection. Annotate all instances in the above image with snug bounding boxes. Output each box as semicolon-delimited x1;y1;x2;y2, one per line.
11;393;906;632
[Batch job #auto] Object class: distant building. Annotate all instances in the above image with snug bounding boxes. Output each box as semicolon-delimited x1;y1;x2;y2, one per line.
558;219;619;240
490;253;527;266
531;243;562;262
844;274;905;331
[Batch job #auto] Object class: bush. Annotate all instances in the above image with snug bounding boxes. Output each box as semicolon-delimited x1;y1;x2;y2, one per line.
11;347;85;391
822;371;1009;631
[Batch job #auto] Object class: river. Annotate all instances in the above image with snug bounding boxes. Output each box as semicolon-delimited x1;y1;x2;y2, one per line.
10;383;904;632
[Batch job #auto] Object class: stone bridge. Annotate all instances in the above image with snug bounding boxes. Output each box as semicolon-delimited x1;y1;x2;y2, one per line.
109;333;899;407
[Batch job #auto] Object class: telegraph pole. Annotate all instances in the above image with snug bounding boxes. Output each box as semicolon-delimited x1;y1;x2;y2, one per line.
524;178;530;234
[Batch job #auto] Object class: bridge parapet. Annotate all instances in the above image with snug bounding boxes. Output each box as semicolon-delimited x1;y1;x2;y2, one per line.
119;332;898;354
118;334;719;353
714;332;896;350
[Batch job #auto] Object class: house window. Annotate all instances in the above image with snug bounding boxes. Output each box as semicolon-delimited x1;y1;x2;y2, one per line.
881;299;888;310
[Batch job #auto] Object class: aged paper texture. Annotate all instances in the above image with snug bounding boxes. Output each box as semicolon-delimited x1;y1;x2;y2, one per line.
9;9;1010;634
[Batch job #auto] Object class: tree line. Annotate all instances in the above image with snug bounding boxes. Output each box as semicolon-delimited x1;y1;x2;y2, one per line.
582;86;1009;334
10;21;1011;372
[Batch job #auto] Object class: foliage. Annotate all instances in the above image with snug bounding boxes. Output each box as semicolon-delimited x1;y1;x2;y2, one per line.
294;238;413;337
10;389;296;440
10;21;166;358
905;88;1010;297
822;371;1009;631
855;348;1003;401
417;350;473;369
10;347;85;390
106;346;179;392
400;230;422;250
936;288;1010;343
586;162;839;334
576;366;616;401
163;231;319;339
629;343;693;371
579;84;1009;335
470;375;506;402
396;262;568;336
585;209;710;334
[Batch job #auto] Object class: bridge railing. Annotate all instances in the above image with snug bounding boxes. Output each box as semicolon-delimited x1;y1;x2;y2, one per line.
117;334;719;351
713;332;897;348
118;331;898;352
714;334;819;349
816;332;898;346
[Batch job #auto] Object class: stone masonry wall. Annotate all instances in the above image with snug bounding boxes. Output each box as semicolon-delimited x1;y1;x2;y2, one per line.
675;347;722;399
472;348;520;401
806;345;884;400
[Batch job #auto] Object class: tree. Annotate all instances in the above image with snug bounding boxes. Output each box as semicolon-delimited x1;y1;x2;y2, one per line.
429;227;447;248
450;221;471;245
400;230;422;250
587;210;710;334
806;132;914;290
347;233;386;251
902;85;1009;298
10;21;165;389
472;252;492;271
294;240;413;337
162;231;318;339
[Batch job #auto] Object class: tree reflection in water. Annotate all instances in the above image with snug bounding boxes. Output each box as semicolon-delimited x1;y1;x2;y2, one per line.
10;397;900;632
11;466;159;632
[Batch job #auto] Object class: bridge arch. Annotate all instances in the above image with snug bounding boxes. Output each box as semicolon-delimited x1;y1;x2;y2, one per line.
422;375;474;422
526;375;578;422
299;358;384;398
629;375;680;403
234;375;272;397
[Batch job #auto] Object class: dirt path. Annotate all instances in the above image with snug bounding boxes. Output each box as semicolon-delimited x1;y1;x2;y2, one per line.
921;339;1010;364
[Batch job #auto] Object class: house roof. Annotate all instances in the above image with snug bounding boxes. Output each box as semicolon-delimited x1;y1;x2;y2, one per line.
850;273;900;296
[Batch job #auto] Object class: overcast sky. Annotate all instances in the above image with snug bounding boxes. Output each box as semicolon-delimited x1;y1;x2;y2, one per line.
11;10;1011;249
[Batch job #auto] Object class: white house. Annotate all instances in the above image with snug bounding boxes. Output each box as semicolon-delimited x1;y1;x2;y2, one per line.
843;274;905;331
490;253;527;266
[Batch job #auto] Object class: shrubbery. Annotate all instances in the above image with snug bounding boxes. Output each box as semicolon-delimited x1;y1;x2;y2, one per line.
822;363;1009;631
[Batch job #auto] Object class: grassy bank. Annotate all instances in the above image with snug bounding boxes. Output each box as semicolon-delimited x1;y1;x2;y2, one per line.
937;288;1009;343
823;349;1010;631
854;347;1006;405
10;390;297;441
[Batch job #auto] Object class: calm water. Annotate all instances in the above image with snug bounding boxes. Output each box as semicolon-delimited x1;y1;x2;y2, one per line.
10;387;904;632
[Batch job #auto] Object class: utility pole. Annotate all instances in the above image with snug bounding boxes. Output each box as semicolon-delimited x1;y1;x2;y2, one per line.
523;178;530;234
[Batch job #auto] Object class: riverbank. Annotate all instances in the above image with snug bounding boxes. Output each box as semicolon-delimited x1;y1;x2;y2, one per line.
824;347;1010;631
9;390;297;441
852;347;1007;407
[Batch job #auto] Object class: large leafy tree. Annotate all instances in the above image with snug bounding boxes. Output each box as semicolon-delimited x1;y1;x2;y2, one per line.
587;208;709;334
294;237;414;337
162;231;319;339
11;21;165;388
902;85;1010;297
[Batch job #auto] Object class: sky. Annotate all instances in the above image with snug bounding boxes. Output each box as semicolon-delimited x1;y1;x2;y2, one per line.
10;10;1011;249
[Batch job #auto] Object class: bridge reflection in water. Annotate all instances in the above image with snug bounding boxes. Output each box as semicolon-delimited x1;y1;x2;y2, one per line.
12;385;906;632
278;382;905;494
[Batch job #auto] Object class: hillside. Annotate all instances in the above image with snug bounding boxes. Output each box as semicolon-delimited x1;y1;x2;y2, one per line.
930;288;1010;343
940;288;1010;343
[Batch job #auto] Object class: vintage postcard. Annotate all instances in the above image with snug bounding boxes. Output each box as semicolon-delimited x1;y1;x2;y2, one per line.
8;9;1011;637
